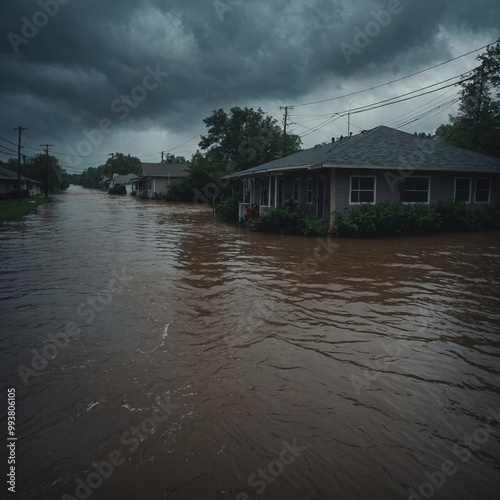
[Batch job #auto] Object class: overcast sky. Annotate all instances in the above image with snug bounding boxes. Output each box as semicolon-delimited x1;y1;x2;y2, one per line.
1;0;498;173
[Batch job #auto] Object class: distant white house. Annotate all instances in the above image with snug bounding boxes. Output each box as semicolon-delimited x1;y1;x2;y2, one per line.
108;173;139;194
0;167;42;199
137;163;190;198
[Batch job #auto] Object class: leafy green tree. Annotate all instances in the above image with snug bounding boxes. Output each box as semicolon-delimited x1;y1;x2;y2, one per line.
2;154;69;193
28;154;70;193
80;153;141;189
103;153;141;177
436;41;500;157
165;152;232;202
67;173;82;185
414;132;433;139
199;106;302;171
162;154;188;164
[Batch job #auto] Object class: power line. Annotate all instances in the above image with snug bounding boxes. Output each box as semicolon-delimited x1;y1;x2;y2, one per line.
0;135;18;147
289;41;496;108
395;97;460;130
0;143;18;154
295;71;469;120
383;87;457;127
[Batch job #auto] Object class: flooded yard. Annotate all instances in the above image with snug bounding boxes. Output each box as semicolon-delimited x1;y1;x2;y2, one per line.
1;186;499;499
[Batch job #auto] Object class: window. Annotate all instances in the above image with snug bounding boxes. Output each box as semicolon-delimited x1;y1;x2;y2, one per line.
307;178;313;204
350;176;376;204
474;178;490;203
454;178;471;203
293;178;300;202
402;177;430;203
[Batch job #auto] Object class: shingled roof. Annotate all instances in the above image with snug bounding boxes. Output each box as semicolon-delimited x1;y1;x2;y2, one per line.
140;163;189;178
112;173;138;184
0;166;42;183
227;126;500;177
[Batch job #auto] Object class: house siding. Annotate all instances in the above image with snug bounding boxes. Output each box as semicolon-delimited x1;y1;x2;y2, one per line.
333;169;500;212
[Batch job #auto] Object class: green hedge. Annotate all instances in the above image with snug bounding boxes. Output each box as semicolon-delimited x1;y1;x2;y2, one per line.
108;185;126;195
259;206;326;237
332;201;500;238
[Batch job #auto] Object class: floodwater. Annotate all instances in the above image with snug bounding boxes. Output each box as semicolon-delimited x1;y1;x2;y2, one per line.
1;186;499;500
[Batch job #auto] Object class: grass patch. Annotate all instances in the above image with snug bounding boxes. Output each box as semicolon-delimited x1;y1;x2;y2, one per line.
0;197;51;223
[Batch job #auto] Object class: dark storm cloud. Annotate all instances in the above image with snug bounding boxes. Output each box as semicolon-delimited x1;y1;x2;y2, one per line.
0;0;498;165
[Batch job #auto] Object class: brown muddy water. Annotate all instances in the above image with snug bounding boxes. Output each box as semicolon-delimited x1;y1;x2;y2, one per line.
1;186;500;500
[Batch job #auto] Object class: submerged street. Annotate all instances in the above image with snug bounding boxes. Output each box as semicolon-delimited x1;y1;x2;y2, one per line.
1;186;500;499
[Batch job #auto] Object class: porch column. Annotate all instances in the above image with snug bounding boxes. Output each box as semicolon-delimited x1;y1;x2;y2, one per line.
330;169;336;227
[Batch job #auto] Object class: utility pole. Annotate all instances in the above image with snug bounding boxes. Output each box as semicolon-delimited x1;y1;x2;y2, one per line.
108;153;115;185
161;151;165;164
348;100;354;138
15;126;26;201
40;144;53;197
279;106;293;157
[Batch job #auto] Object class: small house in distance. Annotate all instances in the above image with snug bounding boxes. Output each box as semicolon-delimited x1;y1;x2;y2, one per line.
226;126;500;225
137;163;189;198
0;166;42;199
108;173;139;194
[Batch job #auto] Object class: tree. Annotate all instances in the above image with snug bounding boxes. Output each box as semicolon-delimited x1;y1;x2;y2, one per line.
80;153;141;189
199;106;302;171
435;41;500;157
165;152;229;202
162;154;187;164
2;154;69;193
414;132;433;139
103;153;141;177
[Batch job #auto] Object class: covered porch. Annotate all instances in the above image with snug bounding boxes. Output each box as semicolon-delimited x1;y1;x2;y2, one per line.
238;174;284;220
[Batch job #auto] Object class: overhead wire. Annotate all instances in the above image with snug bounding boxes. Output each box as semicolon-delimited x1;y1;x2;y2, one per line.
289;41;495;108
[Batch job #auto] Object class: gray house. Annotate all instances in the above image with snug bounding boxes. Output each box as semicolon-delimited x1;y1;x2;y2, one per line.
108;173;139;194
226;126;500;226
0;167;42;199
138;163;189;198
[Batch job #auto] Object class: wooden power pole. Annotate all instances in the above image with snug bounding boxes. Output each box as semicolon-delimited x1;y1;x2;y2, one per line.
40;144;54;197
279;106;293;157
15;126;26;201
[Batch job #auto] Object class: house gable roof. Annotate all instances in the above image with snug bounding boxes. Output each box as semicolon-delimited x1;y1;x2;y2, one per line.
112;173;137;184
139;163;190;178
227;126;500;177
0;166;42;184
